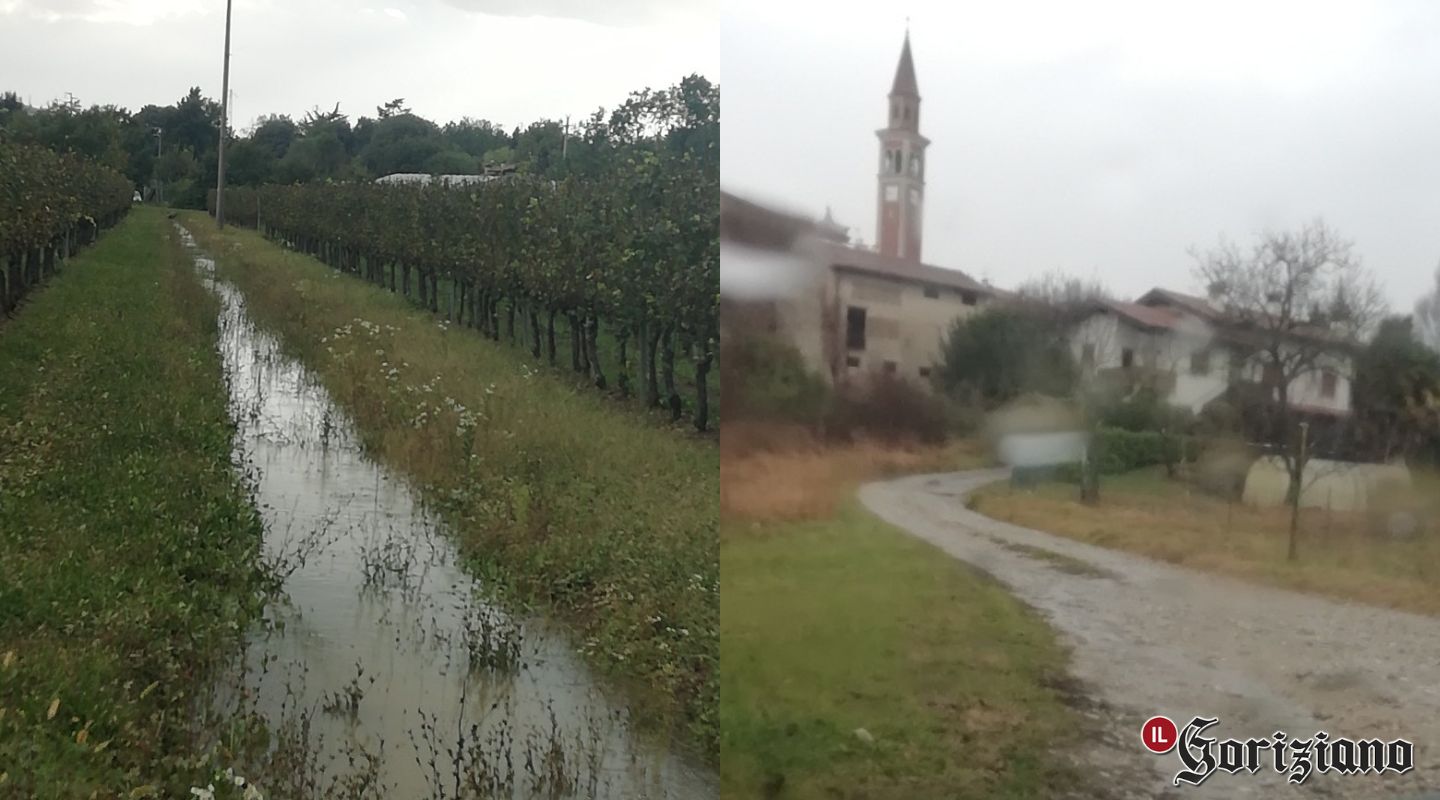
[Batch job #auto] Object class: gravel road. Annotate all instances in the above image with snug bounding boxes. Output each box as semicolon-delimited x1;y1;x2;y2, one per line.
858;469;1440;800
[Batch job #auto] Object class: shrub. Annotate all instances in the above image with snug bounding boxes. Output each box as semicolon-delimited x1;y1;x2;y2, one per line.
1080;427;1201;476
720;334;830;424
825;373;950;445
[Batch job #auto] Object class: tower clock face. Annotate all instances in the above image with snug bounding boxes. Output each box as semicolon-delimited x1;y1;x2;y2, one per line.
885;185;899;202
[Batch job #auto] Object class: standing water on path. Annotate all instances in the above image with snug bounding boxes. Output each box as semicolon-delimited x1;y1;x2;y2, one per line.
177;225;716;799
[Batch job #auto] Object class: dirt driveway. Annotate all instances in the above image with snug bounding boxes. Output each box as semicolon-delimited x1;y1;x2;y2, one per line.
859;469;1440;799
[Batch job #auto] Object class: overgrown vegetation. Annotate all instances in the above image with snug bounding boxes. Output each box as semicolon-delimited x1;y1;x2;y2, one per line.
0;208;268;797
720;432;1085;798
0;141;131;313
721;333;957;443
180;213;719;751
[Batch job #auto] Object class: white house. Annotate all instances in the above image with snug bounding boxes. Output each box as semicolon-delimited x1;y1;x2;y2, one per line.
1069;288;1354;418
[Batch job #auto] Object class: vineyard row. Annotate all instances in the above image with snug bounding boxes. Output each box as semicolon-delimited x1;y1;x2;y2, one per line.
1;142;133;314
208;163;719;430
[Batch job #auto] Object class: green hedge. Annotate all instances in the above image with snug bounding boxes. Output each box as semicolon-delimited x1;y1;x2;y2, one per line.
1056;427;1203;480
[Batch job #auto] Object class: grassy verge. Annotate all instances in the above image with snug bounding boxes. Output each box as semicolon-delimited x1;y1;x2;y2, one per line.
971;466;1440;615
720;433;1084;798
0;208;267;797
178;212;719;752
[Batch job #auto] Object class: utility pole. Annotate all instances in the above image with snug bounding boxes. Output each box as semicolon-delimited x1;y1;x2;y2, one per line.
153;127;163;204
1287;421;1310;562
215;0;234;228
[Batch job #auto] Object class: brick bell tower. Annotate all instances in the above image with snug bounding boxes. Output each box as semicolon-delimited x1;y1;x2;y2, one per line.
875;30;929;262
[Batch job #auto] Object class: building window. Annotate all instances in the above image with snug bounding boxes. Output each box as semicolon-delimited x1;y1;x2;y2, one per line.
960;291;977;306
846;355;861;368
1121;348;1135;368
1081;343;1096;368
893;150;903;174
910;153;922;176
846;306;867;351
883;360;897;374
1190;350;1211;376
1321;370;1337;398
918;365;931;378
923;285;939;299
884;185;898;202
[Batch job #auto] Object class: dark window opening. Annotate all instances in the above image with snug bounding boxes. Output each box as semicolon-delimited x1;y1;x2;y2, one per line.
846;355;861;368
918;366;932;378
846;306;867;351
883;360;897;374
923;285;940;299
1121;348;1135;368
1191;350;1211;376
1321;370;1337;398
960;291;978;306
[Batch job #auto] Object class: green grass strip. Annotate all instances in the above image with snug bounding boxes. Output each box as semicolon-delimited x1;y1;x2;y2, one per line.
721;504;1083;799
0;208;267;798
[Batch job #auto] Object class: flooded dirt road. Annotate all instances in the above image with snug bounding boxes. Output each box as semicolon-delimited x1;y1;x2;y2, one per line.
860;469;1440;800
179;225;715;799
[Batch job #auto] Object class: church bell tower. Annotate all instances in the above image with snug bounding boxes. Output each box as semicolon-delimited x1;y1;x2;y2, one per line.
876;30;929;262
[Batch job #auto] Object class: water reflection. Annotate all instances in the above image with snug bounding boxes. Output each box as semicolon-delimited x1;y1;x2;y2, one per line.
179;225;714;799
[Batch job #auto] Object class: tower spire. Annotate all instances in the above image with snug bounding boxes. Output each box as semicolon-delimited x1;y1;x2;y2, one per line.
890;29;918;98
875;29;928;262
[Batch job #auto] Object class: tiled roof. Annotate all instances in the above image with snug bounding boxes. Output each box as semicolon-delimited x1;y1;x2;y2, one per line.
820;240;997;296
1102;300;1187;331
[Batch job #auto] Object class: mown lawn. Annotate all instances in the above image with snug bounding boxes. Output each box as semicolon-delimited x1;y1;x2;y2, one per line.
721;437;1084;799
0;207;268;797
179;212;719;753
971;465;1440;615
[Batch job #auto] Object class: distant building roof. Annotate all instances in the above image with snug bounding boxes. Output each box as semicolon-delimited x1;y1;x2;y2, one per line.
1136;287;1223;320
822;240;996;296
720;191;817;251
375;164;517;186
1102;299;1187;331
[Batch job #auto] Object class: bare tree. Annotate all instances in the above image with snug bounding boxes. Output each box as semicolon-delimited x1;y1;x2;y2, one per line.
1016;268;1112;322
1416;262;1440;351
1192;220;1385;558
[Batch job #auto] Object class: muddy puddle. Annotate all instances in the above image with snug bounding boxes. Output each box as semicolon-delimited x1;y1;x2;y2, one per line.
177;225;715;799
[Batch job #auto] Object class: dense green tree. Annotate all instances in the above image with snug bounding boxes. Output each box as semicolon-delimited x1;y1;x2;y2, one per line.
1352;316;1440;462
936;306;1078;406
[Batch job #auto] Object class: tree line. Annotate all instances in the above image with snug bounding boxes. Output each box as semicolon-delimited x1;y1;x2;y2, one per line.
0;75;717;211
208;81;719;430
0;141;132;314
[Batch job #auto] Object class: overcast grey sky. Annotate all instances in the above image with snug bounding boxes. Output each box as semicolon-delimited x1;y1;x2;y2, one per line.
0;0;716;132
722;0;1440;311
